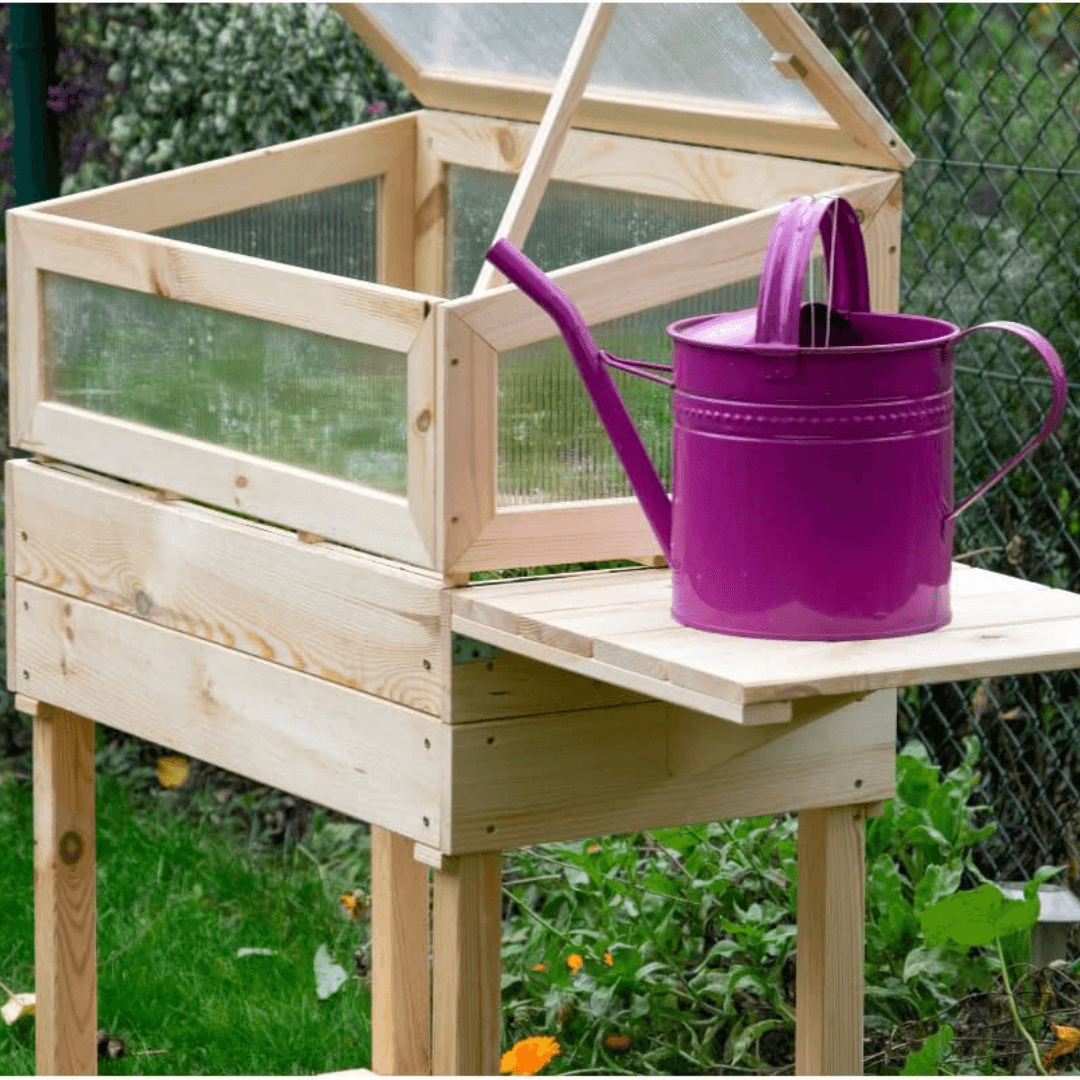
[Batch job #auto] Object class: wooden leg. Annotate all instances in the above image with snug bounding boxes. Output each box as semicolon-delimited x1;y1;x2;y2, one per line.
370;825;431;1076
796;803;869;1076
33;705;97;1076
432;852;502;1075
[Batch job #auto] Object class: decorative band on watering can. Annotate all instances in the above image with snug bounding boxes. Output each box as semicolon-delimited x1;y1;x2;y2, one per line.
485;195;1068;641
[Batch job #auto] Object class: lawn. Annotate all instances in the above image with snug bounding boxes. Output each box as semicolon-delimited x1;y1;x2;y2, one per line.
0;756;374;1076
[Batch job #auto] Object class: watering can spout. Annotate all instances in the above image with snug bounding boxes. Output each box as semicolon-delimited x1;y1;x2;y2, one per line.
486;239;673;562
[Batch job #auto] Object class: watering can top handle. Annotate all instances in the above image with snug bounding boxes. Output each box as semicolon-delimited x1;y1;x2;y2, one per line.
755;196;871;346
947;320;1068;524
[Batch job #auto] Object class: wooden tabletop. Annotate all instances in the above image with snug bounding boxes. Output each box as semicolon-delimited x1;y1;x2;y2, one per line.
452;564;1080;726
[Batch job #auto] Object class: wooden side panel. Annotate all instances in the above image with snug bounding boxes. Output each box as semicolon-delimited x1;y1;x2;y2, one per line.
15;208;432;354
6;212;41;447
421;110;890;212
379;132;417;291
432;853;502;1075
17;583;447;845
414;125;446;297
29;404;433;568
796;803;870;1075
439;312;497;570
33;705;97;1076
864;176;903;313
371;826;432;1076
31;114;419;233
447;690;895;853
9;460;445;715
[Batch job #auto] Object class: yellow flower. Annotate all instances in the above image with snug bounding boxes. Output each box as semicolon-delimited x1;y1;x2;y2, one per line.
156;756;190;789
586;843;603;854
500;1035;561;1075
603;951;614;967
566;953;584;973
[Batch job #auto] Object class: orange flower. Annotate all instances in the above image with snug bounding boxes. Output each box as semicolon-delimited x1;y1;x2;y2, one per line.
603;951;614;967
530;962;548;972
500;1035;561;1075
156;756;190;789
1043;1022;1080;1069
603;1033;632;1054
586;843;603;854
566;953;584;973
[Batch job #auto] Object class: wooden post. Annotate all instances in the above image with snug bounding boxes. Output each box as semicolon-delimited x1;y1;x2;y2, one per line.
370;825;432;1076
432;852;502;1075
33;704;97;1076
796;803;869;1076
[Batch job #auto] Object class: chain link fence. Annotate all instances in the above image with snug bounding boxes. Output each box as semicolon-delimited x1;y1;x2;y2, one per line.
801;3;1080;887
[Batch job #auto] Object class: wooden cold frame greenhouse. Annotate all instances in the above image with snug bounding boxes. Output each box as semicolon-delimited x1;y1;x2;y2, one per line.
15;4;1079;1077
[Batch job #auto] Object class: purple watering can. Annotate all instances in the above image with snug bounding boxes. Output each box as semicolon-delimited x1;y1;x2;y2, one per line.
486;196;1068;640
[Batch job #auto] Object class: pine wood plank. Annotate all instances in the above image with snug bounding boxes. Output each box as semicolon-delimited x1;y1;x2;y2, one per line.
6;212;41;447
863;176;903;312
413;120;447;297
17;583;446;845
33;704;97;1076
447;691;895;852
9;460;445;715
420;110;888;213
379;131;417;291
452;614;791;726
13;208;433;354
796;803;871;1074
439;312;497;570
371;826;432;1076
432;852;502;1075
29;114;418;233
447;175;896;354
472;4;616;293
407;314;439;564
28;404;433;568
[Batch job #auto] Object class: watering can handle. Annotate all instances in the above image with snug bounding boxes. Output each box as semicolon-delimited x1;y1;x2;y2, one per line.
947;321;1068;524
755;196;871;346
486;239;674;560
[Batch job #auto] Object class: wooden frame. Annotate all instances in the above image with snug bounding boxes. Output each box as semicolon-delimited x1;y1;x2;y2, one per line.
334;4;914;171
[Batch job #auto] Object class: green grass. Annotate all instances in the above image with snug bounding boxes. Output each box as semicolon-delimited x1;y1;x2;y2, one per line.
0;768;373;1076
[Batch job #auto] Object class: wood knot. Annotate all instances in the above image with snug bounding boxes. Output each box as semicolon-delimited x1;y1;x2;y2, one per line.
415;408;432;433
59;830;84;865
497;127;519;164
234;475;249;489
134;590;153;617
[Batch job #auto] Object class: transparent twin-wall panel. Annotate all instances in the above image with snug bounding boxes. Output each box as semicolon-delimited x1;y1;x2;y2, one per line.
43;274;408;494
448;165;761;505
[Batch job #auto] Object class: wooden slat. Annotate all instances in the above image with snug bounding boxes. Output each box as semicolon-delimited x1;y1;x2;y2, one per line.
447;691;895;852
413;122;447;297
28;404;433;568
863;176;903;312
740;4;914;171
15;694;39;717
453;614;790;726
5;460;15;693
30;114;418;233
439;312;497;571
432;852;502;1074
796;803;870;1074
472;4;616;293
406;70;899;169
33;705;97;1076
420;110;890;213
17;583;446;845
371;826;432;1076
379;129;417;290
6;212;41;447
447;175;897;353
9;460;445;715
451;650;646;724
407;314;439;564
14;208;432;354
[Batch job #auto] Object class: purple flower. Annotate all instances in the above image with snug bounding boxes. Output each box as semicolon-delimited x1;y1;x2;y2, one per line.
366;100;388;118
0;134;13;155
47;83;85;114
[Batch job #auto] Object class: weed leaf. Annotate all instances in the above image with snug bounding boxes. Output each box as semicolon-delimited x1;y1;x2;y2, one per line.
901;1023;954;1074
920;884;1038;947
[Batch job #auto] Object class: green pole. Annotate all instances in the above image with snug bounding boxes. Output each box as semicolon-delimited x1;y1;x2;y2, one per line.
9;4;60;205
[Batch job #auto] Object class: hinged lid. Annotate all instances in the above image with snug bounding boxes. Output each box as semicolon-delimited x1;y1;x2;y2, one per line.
333;3;912;170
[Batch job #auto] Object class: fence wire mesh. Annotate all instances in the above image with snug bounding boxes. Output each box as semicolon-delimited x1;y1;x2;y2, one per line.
801;3;1080;886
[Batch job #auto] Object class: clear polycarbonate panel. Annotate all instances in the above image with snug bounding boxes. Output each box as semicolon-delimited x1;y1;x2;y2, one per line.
364;4;824;116
157;178;379;281
447;165;746;298
43;273;407;493
498;259;828;506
